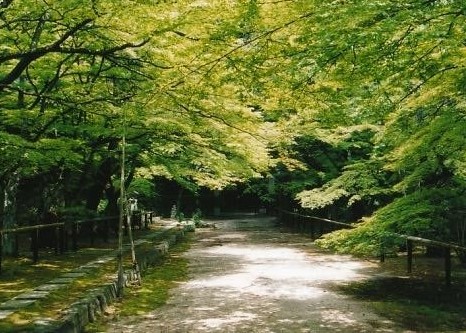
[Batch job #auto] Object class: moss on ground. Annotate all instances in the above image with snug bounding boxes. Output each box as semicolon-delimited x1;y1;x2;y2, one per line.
0;256;118;332
85;237;191;332
0;227;184;332
336;276;466;331
0;248;111;303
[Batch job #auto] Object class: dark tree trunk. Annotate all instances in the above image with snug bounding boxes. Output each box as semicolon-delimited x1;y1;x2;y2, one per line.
2;174;19;256
85;140;119;212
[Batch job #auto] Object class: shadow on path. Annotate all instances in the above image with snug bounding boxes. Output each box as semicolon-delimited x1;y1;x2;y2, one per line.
107;215;412;333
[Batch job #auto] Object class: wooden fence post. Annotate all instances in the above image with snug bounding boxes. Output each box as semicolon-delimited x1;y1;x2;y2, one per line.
54;226;60;254
90;221;95;246
407;239;413;274
444;247;451;287
72;222;78;251
32;229;39;263
380;239;385;263
0;233;3;274
14;232;19;256
59;225;65;254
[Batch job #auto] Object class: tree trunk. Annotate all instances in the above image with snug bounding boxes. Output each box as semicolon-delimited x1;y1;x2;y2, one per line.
2;174;19;256
85;140;119;212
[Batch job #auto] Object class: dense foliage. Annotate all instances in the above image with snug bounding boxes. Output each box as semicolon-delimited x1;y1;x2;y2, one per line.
272;0;465;255
0;0;270;239
226;0;465;255
1;0;464;257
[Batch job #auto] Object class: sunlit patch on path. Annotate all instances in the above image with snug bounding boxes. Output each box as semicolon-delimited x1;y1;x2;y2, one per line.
186;244;368;300
107;216;410;333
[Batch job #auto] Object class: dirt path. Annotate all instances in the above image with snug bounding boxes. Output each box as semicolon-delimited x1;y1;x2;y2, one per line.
106;216;412;332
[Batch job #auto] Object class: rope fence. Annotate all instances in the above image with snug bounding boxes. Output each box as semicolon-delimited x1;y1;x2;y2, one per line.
280;210;466;287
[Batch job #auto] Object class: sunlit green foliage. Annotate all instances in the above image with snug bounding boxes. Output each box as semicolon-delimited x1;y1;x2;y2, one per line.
0;0;271;227
230;0;466;252
1;0;464;254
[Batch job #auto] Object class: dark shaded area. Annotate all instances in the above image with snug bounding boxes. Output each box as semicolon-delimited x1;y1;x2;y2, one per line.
153;178;264;218
335;276;466;331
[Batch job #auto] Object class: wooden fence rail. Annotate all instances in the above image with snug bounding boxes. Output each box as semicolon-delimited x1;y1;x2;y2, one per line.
0;211;155;274
280;210;466;287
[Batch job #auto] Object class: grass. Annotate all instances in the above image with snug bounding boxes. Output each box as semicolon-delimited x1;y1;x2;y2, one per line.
0;248;112;303
85;237;192;332
336;276;466;331
0;226;184;332
0;253;119;332
118;241;191;316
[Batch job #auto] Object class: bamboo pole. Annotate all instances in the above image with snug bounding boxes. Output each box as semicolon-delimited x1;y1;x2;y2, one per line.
117;131;126;297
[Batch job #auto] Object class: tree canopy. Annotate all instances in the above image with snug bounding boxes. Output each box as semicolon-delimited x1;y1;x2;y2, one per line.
1;0;465;256
0;0;271;225
216;0;465;254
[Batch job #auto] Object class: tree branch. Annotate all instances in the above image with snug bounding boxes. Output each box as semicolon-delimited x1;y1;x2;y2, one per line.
0;18;94;90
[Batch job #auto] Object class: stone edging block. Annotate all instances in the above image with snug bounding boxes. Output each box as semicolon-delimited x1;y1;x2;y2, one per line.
51;227;188;333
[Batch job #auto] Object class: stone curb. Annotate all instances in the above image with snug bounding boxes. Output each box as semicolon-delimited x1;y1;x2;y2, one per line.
29;224;192;333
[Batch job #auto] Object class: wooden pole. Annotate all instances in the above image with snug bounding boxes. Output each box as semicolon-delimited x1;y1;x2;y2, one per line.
444;247;451;287
54;226;60;254
0;233;3;274
32;229;39;263
407;239;413;274
90;221;95;246
117;132;126;297
72;222;78;251
380;239;385;263
59;225;65;254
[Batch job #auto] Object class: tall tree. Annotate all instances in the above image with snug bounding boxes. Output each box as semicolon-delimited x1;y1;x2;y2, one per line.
218;0;465;255
0;0;272;236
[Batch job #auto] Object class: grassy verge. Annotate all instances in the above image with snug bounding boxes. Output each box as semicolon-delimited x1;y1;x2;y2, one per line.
336;276;466;331
0;227;182;332
0;227;161;303
0;251;121;332
85;236;192;332
0;248;112;303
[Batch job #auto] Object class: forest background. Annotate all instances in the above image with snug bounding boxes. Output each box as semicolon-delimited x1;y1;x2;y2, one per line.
0;0;465;261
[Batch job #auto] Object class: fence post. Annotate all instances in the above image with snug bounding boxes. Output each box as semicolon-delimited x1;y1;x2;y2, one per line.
32;229;39;263
14;232;19;257
72;222;78;251
444;247;451;287
380;238;385;263
0;232;3;274
103;218;109;243
407;239;413;274
90;220;95;246
59;225;66;254
54;226;60;254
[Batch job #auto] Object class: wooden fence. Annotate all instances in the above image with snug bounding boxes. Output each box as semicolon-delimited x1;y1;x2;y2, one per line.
0;211;155;274
280;210;466;287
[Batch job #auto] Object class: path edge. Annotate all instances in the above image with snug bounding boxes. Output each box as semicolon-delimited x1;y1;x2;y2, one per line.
35;225;193;333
